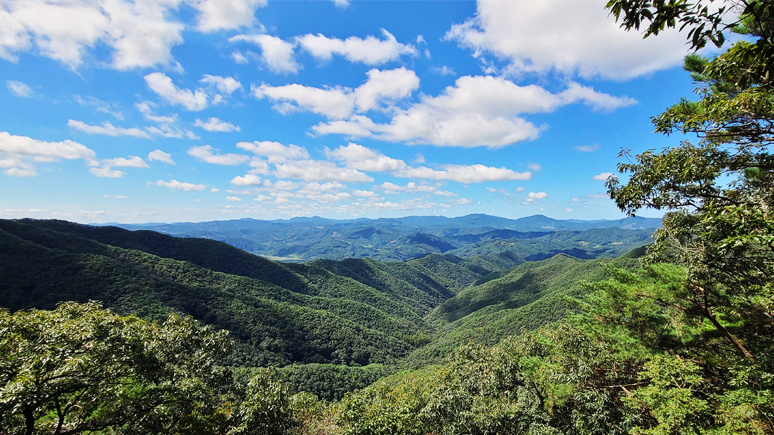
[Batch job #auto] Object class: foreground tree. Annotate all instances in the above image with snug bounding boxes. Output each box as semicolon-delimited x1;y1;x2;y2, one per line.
0;302;311;435
596;0;774;432
0;302;233;434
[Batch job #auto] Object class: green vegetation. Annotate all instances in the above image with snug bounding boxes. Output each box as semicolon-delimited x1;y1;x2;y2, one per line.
0;302;310;435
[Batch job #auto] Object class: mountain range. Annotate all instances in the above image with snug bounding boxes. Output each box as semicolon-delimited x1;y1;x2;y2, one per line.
111;214;661;261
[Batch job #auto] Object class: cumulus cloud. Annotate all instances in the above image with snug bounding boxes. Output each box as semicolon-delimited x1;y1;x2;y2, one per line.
353;189;377;197
89;167;125;178
298;182;346;193
6;80;32;97
194;0;266;32
313;75;635;147
145;72;208;111
89;155;148;178
327;143;407;172
592;172;614;181
274;160;373;182
0;0;272;69
67;120;152;139
252;67;419;119
0;131;96;177
574;143;601;152
0;0;190;69
226;196;242;201
187;145;249;165
353;68;420;112
155;179;207;191
199;75;242;95
230;34;300;74
395;164;531;183
236;140;310;163
296;29;417;65
380;182;436;194
445;0;689;80
148;149;175;164
252;83;354;119
231;174;262;186
194;118;240;132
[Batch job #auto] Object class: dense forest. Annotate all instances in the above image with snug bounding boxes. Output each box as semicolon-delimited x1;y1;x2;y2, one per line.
2;0;774;434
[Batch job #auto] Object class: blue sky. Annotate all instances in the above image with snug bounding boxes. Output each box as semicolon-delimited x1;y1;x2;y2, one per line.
0;0;701;223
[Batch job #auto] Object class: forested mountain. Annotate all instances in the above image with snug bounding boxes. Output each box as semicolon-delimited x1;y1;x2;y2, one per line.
111;214;659;261
0;218;634;374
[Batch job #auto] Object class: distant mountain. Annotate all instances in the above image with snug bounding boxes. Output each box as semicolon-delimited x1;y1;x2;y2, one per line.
112;214;660;262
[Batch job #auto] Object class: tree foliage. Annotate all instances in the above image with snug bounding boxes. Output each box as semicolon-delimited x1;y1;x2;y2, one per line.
0;302;318;435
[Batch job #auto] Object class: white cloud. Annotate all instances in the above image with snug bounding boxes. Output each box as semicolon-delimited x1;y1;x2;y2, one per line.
527;163;541;171
145;72;208;111
431;66;456;76
188;145;249;165
380;182;436;194
0;0;271;69
236;141;310;163
253;67;419;119
232;50;249;64
331;0;350;8
445;0;689;80
574;143;601;152
155;179;207;191
327;142;407;172
89;155;148;178
230;34;300;74
231;174;262;186
297;29;417;65
194;0;266;32
194;117;240;132
353;67;420;112
102;156;148;168
313;75;635;147
74;95;123;120
265;180;297;190
528;192;548;199
226;196;242;201
354;189;377;197
298;182;346;192
89;166;125;178
199;75;242;94
274;160;373;182
148;149;175;164
145;124;199;140
434;190;457;197
135;101;177;124
395;164;531;183
252;82;353;118
592;172;614;181
67;120;152;139
6;80;32;97
0;131;96;177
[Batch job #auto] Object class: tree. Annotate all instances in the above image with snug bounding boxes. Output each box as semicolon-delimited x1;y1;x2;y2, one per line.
592;0;774;432
0;302;233;435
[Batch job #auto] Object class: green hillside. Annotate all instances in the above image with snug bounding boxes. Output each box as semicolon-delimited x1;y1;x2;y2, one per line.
0;219;439;367
406;248;645;365
0;218;647;400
